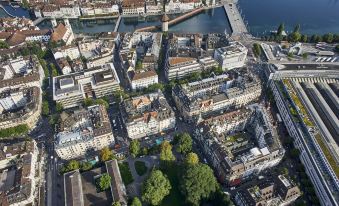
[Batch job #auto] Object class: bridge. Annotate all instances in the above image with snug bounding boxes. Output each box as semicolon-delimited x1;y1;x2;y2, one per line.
114;16;122;32
33;17;46;26
223;3;249;36
135;8;204;32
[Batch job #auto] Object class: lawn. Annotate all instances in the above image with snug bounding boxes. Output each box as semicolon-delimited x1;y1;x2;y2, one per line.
118;162;134;185
134;161;148;176
161;165;185;206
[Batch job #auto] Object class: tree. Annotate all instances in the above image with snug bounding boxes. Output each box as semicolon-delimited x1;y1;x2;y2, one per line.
142;170;171;206
302;53;308;60
281;167;289;176
83;98;94;107
130;197;142;206
323;33;334;43
212;66;223;75
210;188;233;206
277;23;285;36
160;141;175;162
129;139;140;158
136;60;143;70
95;98;109;109
293;24;301;33
112;202;121;206
289;31;301;42
50;63;58;77
97;173;111;191
80;162;93;171
252;43;262;57
56;102;63;112
42;100;49;116
0;40;9;49
180;163;218;205
185;152;199;165
100;147;114;162
176;133;192;154
301;34;308;43
145;83;164;93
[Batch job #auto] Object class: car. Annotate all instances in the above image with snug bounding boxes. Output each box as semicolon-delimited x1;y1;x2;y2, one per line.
230;187;236;191
179;117;183;121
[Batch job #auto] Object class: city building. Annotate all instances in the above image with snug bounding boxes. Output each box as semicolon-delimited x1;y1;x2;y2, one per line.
213;41;248;70
55;105;114;160
0;56;44;93
234;175;301;206
50;23;74;45
127;67;158;91
53;45;81;60
78;39;115;68
172;71;261;121
121;91;176;139
165;57;202;80
52;63;120;109
194;105;284;184
63;159;127;206
0;87;41;130
121;0;145;15
0;140;39;206
268;65;339;206
41;4;81;18
0;29;51;47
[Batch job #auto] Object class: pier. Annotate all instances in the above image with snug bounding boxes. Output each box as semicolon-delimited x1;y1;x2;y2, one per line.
114;16;122;32
223;3;248;36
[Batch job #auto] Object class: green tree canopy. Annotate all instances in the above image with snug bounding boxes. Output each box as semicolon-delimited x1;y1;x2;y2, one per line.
180;163;218;205
42;100;50;116
160;140;175;162
142;170;171;205
289;32;301;42
277;23;285;36
112;202;121;206
80;162;93;172
176;133;193;154
97;173;111;191
252;43;262;57
0;124;29;138
130;197;142;206
129;139;140;158
335;45;339;53
56;102;63;112
323;33;334;43
0;40;9;49
185;152;199;165
100;147;115;162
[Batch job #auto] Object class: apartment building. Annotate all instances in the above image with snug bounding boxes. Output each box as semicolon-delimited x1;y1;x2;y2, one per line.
0;29;51;48
55;105;114;160
52;63;120;109
0;140;39;206
41;4;81;18
165;57;202;80
213;41;248;70
172;72;261;121
0;56;44;93
0;87;41;130
268;66;339;206
235;175;301;206
128;67;158;90
121;0;145;15
194;105;284;184
121;91;176;139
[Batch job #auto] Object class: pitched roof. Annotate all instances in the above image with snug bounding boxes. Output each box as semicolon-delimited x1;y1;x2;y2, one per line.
131;69;157;81
162;14;170;22
7;32;26;46
51;23;67;42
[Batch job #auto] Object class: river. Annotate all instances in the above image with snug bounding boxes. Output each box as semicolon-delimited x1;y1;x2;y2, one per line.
2;0;339;36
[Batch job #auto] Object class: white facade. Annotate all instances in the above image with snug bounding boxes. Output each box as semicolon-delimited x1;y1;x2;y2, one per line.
122;7;145;15
213;41;248;70
131;74;158;90
53;46;80;60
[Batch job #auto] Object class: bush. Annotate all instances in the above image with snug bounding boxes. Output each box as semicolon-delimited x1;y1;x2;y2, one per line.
0;124;29;138
96;173;111;191
134;161;148;176
118;162;134;185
